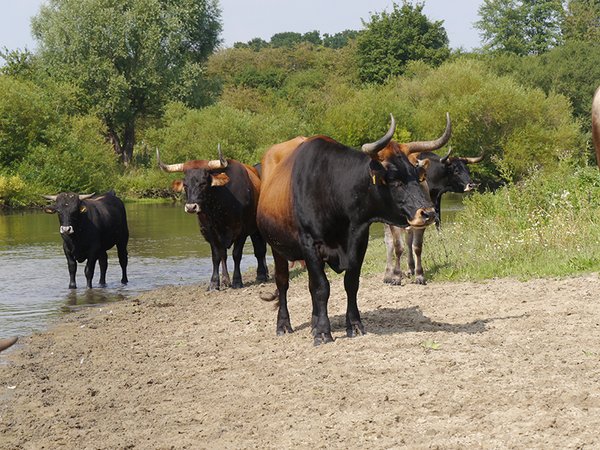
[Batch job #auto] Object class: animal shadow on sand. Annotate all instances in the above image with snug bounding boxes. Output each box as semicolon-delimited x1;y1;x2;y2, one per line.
295;305;528;337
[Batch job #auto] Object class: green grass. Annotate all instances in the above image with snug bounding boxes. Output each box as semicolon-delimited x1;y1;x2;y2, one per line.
362;162;600;281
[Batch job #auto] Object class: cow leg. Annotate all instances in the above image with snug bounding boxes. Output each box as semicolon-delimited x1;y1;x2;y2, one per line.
412;228;426;285
250;231;269;283
273;250;293;335
84;256;97;289
208;244;222;291
64;246;77;289
98;251;108;287
303;249;332;345
117;242;128;284
434;196;442;230
231;236;246;289
406;229;416;277
383;225;404;285
345;231;369;337
220;257;231;288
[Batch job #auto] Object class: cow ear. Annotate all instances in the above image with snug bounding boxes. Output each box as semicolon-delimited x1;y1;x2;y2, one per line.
43;206;57;214
79;205;87;213
211;172;230;187
171;180;184;192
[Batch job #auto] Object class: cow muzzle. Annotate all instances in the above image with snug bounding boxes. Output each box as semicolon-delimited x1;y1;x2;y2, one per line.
464;183;479;192
184;203;200;214
60;226;74;235
407;207;436;228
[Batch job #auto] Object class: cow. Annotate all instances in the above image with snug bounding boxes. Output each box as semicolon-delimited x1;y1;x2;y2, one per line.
157;146;268;290
383;147;483;285
43;191;129;289
257;114;451;345
593;86;600;169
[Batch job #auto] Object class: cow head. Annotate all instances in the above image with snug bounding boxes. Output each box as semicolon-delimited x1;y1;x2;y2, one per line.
362;114;453;227
434;147;483;193
42;192;95;235
157;145;230;214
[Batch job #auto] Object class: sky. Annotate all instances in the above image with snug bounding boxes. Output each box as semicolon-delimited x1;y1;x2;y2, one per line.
0;0;484;53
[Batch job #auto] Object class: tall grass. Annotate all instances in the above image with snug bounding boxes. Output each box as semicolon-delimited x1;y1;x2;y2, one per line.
363;161;600;280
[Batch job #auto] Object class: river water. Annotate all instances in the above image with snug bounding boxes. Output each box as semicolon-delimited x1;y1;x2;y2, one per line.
0;197;463;339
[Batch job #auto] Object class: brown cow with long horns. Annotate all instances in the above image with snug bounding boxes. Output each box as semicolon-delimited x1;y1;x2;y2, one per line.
257;114;451;345
157;146;268;290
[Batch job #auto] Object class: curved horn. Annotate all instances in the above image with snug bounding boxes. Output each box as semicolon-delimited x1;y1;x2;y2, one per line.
406;112;452;154
78;193;95;200
156;148;184;173
42;194;58;201
461;154;484;164
207;143;228;170
440;146;453;164
362;114;396;156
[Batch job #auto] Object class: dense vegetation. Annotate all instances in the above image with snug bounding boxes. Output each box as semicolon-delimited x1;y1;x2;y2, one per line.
1;0;600;279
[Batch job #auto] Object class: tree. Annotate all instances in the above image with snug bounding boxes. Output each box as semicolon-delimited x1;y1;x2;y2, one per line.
356;1;450;84
31;0;221;166
323;30;359;49
476;0;564;55
270;32;303;48
562;0;600;42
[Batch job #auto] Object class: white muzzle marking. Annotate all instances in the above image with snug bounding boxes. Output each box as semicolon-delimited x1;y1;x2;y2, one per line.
185;203;200;214
60;226;74;235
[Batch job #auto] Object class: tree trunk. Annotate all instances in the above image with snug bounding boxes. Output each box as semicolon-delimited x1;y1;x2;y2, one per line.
106;120;135;167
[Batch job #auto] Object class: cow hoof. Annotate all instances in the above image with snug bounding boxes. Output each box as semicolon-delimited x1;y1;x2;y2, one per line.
346;324;366;338
232;280;243;289
415;277;427;285
0;337;18;352
121;278;128;285
256;274;269;283
69;284;77;289
99;282;107;288
276;321;294;335
313;333;335;346
207;283;219;292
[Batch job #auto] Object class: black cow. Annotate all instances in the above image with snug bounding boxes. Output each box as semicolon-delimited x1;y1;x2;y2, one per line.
157;146;268;290
257;114;452;345
43;191;129;289
383;147;483;285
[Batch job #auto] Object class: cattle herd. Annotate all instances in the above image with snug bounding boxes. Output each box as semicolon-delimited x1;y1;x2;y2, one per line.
35;112;491;346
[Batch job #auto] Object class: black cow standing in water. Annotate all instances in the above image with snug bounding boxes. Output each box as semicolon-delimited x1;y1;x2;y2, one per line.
43;191;129;289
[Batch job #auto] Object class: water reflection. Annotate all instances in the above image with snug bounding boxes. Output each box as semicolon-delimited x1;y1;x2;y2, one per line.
0;196;465;339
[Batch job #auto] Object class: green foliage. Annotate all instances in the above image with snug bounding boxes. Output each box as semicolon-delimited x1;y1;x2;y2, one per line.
356;1;450;83
363;160;600;280
32;0;222;164
323;30;359;49
0;76;53;168
563;0;600;42
0;174;30;208
476;0;564;55
18;115;120;194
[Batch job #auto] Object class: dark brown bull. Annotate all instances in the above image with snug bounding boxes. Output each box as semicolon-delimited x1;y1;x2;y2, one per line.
157;146;268;290
257;115;450;345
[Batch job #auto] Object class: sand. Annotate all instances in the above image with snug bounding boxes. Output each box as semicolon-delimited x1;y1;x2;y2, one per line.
2;271;600;449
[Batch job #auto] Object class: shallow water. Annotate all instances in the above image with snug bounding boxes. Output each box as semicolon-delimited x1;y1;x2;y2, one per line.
0;196;464;339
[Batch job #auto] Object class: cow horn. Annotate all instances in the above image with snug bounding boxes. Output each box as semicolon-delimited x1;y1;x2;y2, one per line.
207;143;228;170
440;146;453;164
406;112;452;154
156;148;184;173
461;154;484;164
42;195;58;201
362;114;396;155
78;193;95;200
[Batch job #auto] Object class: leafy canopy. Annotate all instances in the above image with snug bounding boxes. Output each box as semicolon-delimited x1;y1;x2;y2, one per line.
476;0;564;55
356;1;450;84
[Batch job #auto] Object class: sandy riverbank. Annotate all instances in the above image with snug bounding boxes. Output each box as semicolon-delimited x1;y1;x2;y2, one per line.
2;272;600;449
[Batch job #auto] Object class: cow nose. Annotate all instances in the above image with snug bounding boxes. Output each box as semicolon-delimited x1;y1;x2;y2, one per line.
184;203;199;214
464;183;478;192
60;226;74;235
408;207;436;227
